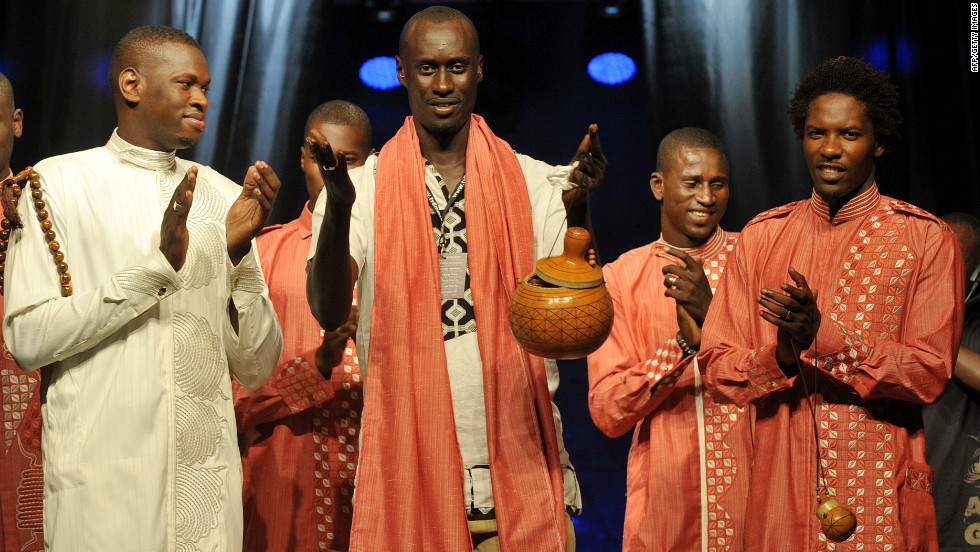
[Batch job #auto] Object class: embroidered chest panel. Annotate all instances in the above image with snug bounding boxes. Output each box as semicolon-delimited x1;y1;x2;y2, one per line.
825;211;914;380
817;210;918;550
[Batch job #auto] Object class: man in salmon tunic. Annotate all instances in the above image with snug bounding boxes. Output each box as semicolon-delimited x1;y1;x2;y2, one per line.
587;127;748;551
699;57;962;551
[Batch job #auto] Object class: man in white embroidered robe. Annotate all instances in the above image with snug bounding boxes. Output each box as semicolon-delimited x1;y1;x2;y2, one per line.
1;26;283;550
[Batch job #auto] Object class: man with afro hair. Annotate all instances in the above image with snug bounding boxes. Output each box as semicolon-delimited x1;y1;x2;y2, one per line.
699;57;962;550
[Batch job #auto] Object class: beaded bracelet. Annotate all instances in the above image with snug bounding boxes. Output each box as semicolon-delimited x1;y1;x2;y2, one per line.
0;168;73;297
675;330;698;356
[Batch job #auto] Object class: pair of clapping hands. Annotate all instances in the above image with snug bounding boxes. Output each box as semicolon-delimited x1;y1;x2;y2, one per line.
662;248;819;362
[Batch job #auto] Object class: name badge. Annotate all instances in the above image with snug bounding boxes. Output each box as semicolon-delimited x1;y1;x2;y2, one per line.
440;252;468;301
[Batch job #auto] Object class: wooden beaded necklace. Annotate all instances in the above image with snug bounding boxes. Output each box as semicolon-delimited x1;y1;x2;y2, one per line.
0;167;73;297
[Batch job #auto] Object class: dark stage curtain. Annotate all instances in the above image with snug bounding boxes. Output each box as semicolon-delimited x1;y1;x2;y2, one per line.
1;1;977;550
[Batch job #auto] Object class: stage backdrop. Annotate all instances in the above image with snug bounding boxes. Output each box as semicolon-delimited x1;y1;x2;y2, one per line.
2;1;977;550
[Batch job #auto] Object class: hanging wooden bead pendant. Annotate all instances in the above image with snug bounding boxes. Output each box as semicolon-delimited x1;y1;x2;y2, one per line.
0;168;74;297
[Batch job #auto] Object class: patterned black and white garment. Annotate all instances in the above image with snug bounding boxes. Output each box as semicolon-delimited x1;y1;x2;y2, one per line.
424;161;478;340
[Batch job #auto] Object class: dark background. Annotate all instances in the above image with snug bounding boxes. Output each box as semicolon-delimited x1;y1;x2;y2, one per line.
2;0;978;549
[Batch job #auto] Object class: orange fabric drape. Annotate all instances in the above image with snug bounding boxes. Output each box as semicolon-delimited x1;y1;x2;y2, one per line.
350;115;567;551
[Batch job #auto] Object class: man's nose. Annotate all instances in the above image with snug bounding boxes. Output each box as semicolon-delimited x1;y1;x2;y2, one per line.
191;87;208;112
433;69;454;94
695;184;714;205
819;136;841;158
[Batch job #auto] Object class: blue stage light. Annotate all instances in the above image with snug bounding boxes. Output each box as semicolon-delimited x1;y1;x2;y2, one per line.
92;54;112;92
864;36;913;74
359;56;399;90
587;52;636;85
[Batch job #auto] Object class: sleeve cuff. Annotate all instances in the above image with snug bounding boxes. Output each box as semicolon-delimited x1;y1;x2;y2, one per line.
227;247;267;309
545;163;576;191
642;346;686;389
276;349;335;412
812;317;868;385
737;344;792;395
113;249;182;312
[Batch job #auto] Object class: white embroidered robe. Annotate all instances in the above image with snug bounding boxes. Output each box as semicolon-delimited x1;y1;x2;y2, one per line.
1;130;283;551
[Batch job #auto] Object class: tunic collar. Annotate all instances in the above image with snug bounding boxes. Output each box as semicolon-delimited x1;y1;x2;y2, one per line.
298;201;313;239
809;183;880;224
106;129;177;172
653;226;727;259
0;167;11;188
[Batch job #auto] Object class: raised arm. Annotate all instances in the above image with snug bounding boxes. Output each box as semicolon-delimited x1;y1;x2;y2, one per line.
305;130;358;330
563;124;607;231
222;162;285;389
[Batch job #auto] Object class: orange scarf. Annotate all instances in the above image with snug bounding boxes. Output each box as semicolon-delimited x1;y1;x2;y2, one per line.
350;115;567;551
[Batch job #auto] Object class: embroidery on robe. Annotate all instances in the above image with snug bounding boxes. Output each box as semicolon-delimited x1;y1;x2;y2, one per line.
173;313;228;548
116;267;175;297
228;265;265;295
2;365;36;452
184;175;229;224
313;348;362;550
745;200;804;227
15;444;42;550
814;211;913;548
175;464;226;549
698;235;742;551
702;404;740;552
173;313;226;401
179;223;224;290
176;400;224;465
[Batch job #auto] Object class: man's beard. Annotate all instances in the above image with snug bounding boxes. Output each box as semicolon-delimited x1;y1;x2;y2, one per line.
426;119;465;143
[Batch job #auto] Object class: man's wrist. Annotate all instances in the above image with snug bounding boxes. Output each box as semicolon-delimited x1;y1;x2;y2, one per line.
676;331;698;356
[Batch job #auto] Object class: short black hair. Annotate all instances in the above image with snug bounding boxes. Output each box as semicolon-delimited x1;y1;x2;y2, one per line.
943;212;980;240
656;127;727;173
788;57;902;148
0;72;14;113
109;25;201;88
398;6;480;58
303;100;373;146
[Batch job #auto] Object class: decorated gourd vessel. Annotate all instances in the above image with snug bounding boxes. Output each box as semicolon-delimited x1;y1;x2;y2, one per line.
508;227;614;359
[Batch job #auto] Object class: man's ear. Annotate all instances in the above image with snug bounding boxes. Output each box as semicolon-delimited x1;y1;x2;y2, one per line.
476;54;484;83
396;56;406;87
650;172;664;201
873;141;885;158
118;67;142;104
11;108;23;139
